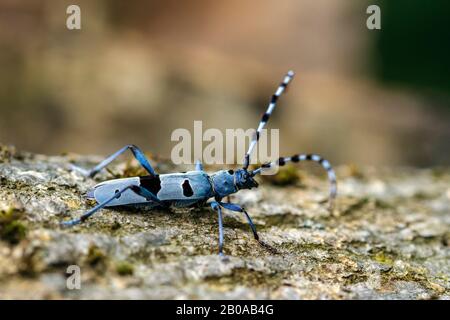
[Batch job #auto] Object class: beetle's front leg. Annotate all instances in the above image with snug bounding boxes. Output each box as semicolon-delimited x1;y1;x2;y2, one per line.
220;202;277;254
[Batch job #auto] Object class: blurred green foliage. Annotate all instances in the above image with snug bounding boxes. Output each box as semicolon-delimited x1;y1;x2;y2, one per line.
375;0;450;97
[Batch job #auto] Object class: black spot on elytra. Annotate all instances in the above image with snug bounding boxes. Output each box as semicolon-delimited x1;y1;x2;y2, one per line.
182;179;194;197
140;175;161;195
291;154;300;163
228;170;234;175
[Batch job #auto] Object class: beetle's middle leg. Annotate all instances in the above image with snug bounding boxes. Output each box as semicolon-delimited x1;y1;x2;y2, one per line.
71;144;156;178
194;159;203;171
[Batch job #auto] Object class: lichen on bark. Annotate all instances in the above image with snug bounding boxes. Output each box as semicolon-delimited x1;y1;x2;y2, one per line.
0;145;449;299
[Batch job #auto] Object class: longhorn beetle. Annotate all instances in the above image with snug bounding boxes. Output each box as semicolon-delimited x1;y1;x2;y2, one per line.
62;71;337;257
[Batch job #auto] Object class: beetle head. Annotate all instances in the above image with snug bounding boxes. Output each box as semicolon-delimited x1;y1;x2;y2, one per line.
234;169;259;190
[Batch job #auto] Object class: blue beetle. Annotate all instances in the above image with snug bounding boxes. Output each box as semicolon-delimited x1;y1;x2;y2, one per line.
63;71;337;256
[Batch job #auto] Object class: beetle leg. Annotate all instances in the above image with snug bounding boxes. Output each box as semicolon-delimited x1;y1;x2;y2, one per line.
220;202;277;253
194;159;204;171
61;184;135;226
220;202;259;240
61;185;162;227
130;185;163;204
210;201;225;257
70;144;156;178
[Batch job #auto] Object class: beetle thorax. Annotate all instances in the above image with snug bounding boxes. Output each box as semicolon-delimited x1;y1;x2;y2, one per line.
210;169;258;198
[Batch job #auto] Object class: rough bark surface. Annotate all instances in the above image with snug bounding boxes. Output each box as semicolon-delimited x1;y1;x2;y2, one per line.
0;145;449;299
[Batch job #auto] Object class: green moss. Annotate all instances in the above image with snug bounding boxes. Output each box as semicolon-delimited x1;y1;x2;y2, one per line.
122;163;147;178
378;265;434;294
116;261;134;276
341;197;370;215
342;273;369;286
205;268;285;289
86;245;107;268
2;221;27;244
346;164;365;179
431;167;448;178
374;199;393;209
0;145;16;163
263;213;301;228
412;192;433;200
0;208;27;244
373;251;394;266
121;153;156;177
111;221;122;231
261;164;299;186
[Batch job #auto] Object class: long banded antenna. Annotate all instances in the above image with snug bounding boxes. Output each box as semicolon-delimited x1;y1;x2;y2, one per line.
243;70;295;170
251;153;337;211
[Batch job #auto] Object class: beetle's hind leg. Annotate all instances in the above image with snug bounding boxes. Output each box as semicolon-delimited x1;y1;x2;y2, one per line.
61;185;162;226
70;144;157;178
220;202;277;254
61;184;135;226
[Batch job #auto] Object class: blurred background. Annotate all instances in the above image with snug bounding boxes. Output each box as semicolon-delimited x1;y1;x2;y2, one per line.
0;0;449;166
